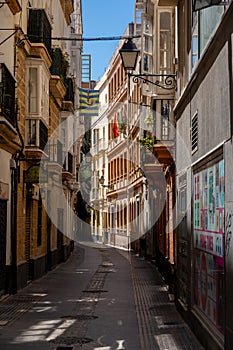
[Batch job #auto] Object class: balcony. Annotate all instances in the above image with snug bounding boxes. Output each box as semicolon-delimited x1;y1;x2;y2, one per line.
0;63;21;153
47;140;63;174
27;9;52;57
62;152;73;181
25;119;48;160
50;48;68;81
50;50;74;107
153;139;174;165
0;63;16;128
64;78;75;105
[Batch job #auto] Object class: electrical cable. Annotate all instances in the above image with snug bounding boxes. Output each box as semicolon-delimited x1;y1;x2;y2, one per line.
0;29;141;46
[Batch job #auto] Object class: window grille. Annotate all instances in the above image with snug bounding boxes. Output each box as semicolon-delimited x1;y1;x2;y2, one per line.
0;63;16;127
27;9;52;56
191;112;198;153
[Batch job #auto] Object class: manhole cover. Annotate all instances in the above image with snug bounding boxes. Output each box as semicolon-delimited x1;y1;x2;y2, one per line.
83;289;108;293
49;336;93;346
60;315;98;321
134;266;147;269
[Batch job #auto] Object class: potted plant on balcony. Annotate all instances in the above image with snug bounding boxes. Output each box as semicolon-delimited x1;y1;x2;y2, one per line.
139;131;153;151
117;112;126;136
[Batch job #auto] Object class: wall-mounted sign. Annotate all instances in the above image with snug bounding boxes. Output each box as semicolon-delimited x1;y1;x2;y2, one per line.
24;164;48;183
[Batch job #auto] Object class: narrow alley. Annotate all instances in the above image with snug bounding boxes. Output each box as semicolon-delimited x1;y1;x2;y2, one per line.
0;244;204;350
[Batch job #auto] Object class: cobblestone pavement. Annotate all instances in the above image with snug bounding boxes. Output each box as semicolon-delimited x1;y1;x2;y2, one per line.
0;243;204;350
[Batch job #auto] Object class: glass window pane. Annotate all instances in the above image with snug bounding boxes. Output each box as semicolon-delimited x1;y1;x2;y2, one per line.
28;67;38;113
199;6;224;54
26;119;36;145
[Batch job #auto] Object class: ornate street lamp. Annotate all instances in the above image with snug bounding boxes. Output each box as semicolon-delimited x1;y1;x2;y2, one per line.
119;38;140;71
193;0;228;11
119;38;177;90
99;175;113;190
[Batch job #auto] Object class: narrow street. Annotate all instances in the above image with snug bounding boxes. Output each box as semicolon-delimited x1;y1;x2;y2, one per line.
0;244;204;350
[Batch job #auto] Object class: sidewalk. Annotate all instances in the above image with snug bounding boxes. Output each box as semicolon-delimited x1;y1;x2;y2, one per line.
123;251;204;350
0;243;204;350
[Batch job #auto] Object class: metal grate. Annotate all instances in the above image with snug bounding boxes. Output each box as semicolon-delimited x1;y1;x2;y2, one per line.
191;111;198;153
49;336;93;346
60;315;98;321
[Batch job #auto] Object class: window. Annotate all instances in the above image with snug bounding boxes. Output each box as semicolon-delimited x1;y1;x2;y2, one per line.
27;63;49;120
26;119;37;145
191;5;224;69
25;119;48;150
135;1;144;36
28;67;38;113
192;34;198;67
142;15;153;73
199;5;224;53
159;12;172;75
93;129;99;145
161;100;170;140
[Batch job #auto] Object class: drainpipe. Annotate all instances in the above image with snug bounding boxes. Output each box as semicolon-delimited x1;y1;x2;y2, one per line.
10;158;18;294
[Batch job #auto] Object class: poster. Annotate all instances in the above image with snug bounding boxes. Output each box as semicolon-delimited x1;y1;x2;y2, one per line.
193;159;224;334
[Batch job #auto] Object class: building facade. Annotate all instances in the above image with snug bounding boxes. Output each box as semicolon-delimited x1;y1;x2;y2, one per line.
175;1;233;349
0;0;82;295
90;72;109;244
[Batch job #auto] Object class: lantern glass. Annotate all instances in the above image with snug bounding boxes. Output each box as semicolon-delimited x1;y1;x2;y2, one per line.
119;39;139;71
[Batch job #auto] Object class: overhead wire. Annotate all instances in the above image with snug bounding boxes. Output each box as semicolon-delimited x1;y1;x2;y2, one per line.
0;29;141;46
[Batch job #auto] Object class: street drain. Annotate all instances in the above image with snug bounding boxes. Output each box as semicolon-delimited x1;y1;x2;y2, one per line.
49;336;93;346
56;347;73;350
60;315;98;321
98;269;115;273
164;321;181;326
83;289;108;293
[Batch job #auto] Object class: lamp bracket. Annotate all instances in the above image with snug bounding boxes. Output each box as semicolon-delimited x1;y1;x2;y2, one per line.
101;184;114;190
129;73;177;90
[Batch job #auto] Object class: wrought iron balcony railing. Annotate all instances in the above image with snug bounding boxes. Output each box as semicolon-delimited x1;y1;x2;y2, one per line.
27;9;52;56
0;63;16;127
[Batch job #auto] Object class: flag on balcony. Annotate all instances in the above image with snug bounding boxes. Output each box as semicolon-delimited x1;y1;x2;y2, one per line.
112;114;119;138
79;88;99;116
